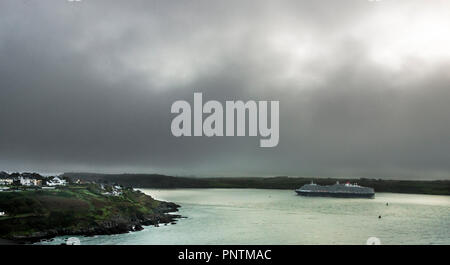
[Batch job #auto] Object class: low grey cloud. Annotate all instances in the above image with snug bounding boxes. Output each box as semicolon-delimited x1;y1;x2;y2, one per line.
1;0;450;179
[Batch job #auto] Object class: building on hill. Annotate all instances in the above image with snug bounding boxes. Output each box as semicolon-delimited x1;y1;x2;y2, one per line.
19;177;42;186
0;179;13;185
47;176;67;186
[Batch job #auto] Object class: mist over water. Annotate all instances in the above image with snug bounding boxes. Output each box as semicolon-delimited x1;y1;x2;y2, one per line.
39;189;450;245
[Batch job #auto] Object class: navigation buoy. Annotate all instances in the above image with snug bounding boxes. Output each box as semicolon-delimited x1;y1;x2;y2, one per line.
366;237;381;245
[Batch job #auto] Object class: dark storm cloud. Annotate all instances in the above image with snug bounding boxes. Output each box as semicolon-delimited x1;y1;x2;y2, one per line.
1;0;450;179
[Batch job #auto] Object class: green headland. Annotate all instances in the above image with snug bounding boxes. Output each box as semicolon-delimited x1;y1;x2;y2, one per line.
0;181;179;243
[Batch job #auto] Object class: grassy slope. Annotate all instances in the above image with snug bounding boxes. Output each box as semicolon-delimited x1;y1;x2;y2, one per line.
0;184;162;239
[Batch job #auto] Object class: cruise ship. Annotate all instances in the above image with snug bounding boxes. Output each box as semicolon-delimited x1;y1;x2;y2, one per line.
295;181;375;198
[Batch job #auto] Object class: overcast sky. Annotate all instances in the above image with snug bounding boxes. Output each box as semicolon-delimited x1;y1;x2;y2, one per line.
1;0;450;179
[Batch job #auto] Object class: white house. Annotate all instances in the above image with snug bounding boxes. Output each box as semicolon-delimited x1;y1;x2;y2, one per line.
102;185;122;196
47;176;67;186
19;177;32;186
0;179;13;185
19;177;42;186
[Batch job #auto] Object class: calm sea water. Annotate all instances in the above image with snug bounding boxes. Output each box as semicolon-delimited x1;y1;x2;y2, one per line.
39;189;450;245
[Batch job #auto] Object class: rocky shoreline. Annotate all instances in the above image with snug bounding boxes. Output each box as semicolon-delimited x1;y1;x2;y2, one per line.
17;202;181;244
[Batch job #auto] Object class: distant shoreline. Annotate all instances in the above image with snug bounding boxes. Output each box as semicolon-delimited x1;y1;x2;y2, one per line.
63;173;450;196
